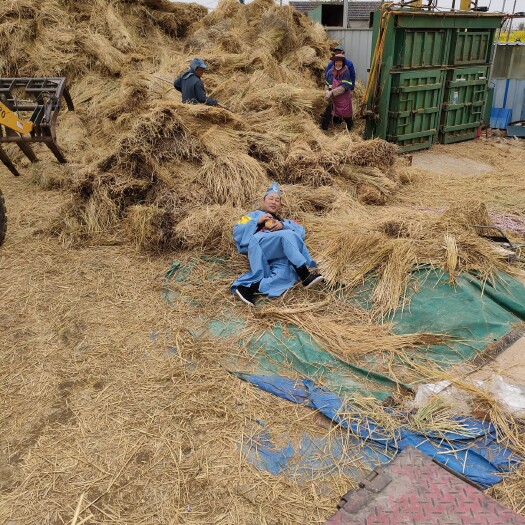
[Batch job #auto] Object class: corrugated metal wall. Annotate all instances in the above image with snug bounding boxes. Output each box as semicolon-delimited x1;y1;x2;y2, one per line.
491;79;525;122
325;28;373;84
490;44;525;123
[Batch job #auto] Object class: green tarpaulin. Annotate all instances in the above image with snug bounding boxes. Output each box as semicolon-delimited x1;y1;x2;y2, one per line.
392;269;525;365
165;261;525;399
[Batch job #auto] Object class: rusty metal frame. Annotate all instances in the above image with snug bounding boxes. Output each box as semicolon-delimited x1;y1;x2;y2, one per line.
0;77;74;176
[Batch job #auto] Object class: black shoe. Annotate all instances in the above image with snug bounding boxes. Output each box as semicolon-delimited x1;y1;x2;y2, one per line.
235;285;255;306
302;273;324;289
295;264;310;281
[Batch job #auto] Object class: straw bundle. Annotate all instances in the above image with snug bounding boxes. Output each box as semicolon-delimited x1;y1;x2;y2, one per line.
104;2;136;52
0;1;36;75
341;165;399;205
185;105;241;128
140;0;208;37
282;142;334;187
312;226;418;313
124;204;172;251
199;0;242;27
199;153;270;207
282;45;319;69
28;3;82;77
241;131;288;172
81;31;128;75
281;185;339;215
346;138;399;170
173;205;241;255
106;103;202;175
242;84;323;114
116;72;151;114
196;124;244;157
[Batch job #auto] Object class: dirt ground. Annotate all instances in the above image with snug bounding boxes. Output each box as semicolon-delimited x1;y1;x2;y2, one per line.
1;136;525;523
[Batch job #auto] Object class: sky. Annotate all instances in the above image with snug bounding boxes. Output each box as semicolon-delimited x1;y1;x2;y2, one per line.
184;0;525;14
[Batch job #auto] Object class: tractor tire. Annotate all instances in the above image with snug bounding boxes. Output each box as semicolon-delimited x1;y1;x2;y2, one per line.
0;189;6;247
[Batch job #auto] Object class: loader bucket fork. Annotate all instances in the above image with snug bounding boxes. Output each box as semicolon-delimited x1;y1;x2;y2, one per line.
0;77;74;177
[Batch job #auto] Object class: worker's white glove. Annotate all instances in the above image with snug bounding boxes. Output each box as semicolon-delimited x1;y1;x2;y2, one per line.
324;90;333;101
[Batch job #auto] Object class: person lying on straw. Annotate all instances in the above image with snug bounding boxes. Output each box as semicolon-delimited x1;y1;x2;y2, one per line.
231;182;324;307
174;58;218;106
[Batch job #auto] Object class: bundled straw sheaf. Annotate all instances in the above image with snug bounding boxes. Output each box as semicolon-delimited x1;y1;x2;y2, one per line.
308;200;515;314
173;205;241;255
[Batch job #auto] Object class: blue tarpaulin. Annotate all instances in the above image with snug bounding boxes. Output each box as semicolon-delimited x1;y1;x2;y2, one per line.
241;419;393;480
237;373;521;488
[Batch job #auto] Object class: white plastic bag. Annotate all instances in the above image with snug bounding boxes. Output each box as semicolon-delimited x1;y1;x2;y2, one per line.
413;380;451;407
489;375;525;416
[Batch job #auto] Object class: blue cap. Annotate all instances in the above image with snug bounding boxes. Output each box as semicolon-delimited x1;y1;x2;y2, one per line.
190;58;208;71
264;181;281;198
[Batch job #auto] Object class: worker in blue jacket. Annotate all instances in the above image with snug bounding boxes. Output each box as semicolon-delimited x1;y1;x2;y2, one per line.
174;58;218;106
231;182;323;306
324;45;356;87
321;46;355;131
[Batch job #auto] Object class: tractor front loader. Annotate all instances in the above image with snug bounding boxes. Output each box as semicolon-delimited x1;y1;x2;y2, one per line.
0;77;74;246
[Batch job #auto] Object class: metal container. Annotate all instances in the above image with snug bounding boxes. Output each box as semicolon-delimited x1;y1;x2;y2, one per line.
393;29;449;69
364;8;504;152
440;66;489;144
386;69;445;151
450;30;493;65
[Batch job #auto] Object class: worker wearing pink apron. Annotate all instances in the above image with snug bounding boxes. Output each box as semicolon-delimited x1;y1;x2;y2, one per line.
322;54;354;131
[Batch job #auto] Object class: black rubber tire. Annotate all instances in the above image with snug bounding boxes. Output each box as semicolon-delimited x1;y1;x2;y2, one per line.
0;189;6;247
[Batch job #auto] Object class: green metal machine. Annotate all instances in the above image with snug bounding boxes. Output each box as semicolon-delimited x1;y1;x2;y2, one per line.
364;7;505;152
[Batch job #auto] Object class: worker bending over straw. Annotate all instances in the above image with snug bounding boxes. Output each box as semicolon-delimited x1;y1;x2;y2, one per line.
231;182;323;307
174;58;218;106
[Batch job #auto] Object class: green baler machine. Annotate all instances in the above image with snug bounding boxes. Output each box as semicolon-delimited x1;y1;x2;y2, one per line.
364;7;505;152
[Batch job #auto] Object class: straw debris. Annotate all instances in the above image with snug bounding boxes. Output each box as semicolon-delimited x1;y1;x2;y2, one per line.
2;1;524;522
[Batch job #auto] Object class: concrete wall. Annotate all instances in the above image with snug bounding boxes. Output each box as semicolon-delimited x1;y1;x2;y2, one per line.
492;44;525;80
325;28;373;84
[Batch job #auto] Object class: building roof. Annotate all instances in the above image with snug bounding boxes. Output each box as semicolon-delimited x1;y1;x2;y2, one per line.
290;1;382;21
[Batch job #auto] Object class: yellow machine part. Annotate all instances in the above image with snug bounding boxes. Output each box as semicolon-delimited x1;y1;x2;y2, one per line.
460;0;471;10
0;100;33;135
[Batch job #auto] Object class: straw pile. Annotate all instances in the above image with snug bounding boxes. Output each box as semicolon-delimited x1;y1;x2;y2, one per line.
2;0;522;342
2;1;525;522
1;0;406;253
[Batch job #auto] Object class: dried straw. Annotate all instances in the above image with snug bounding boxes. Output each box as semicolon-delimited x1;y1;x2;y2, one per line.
2;2;524;522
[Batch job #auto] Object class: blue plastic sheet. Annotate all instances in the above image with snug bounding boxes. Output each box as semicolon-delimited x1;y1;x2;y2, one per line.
237;373;521;488
241;420;393;481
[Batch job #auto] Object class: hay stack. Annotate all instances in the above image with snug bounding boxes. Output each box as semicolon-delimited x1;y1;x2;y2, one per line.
3;0;512;312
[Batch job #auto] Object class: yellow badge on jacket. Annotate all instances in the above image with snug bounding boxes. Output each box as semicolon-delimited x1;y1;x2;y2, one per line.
237;215;252;225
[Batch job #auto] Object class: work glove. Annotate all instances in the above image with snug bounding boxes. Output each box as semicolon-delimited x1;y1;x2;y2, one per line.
324;90;333;101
